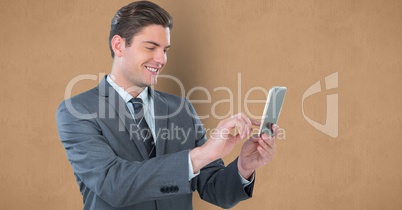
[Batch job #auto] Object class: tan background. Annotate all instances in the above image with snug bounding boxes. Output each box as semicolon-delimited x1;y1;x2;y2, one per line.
1;0;401;209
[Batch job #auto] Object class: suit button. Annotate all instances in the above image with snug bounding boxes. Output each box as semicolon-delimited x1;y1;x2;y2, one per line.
169;186;175;193
174;186;179;192
167;186;173;193
160;187;166;194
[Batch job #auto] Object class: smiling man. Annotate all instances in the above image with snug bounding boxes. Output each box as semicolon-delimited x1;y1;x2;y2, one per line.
56;1;278;210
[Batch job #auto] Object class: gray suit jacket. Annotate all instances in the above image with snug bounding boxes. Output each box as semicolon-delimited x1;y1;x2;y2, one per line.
56;76;254;210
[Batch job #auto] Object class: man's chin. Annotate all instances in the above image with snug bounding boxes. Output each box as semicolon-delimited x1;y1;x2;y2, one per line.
149;78;158;87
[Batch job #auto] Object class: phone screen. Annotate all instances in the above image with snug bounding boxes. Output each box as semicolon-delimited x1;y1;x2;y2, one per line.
259;87;287;136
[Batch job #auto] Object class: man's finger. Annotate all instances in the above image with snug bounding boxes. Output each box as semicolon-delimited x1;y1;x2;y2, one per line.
257;145;272;164
236;114;252;138
248;134;260;143
257;138;270;152
222;113;257;139
261;134;276;150
250;119;260;126
271;124;280;139
230;133;242;144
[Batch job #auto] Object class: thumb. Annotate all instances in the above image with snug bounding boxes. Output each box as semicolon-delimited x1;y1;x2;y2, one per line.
228;133;243;144
248;134;260;143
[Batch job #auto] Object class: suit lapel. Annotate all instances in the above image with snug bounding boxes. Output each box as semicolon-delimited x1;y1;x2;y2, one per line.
98;76;149;160
150;88;168;156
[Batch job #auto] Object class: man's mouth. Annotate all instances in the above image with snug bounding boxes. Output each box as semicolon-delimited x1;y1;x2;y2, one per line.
146;66;160;73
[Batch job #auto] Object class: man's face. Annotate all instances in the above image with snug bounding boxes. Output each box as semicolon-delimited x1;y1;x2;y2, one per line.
117;24;170;90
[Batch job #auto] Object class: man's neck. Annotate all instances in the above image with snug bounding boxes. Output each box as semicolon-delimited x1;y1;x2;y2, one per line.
108;73;144;98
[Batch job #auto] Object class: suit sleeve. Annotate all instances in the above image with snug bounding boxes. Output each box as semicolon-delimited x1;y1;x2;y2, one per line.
185;99;255;209
56;99;192;208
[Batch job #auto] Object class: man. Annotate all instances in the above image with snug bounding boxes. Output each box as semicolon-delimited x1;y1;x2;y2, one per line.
56;1;278;209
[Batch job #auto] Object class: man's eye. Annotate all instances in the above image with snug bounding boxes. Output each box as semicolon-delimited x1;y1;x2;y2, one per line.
146;47;155;51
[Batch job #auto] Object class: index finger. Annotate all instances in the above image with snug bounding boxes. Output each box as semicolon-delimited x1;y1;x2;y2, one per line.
250;119;260;126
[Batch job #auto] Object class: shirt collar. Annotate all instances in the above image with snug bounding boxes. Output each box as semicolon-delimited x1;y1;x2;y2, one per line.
106;75;150;106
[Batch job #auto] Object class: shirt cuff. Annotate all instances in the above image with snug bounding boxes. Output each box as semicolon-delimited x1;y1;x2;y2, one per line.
188;153;200;181
239;171;255;187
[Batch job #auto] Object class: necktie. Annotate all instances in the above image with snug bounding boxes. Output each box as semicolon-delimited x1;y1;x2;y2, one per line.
129;98;156;158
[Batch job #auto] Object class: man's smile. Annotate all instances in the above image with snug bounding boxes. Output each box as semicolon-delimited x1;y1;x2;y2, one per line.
145;65;161;74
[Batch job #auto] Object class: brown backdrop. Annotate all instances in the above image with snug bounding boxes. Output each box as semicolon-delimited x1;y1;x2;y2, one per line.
1;0;401;209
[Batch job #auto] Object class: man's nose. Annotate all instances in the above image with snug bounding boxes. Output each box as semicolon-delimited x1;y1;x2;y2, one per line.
154;49;167;65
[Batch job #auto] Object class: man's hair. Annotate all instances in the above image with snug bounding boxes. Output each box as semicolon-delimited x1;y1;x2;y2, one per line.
109;1;173;58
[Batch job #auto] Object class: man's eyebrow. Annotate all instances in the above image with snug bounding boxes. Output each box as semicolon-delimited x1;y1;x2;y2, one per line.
143;41;170;48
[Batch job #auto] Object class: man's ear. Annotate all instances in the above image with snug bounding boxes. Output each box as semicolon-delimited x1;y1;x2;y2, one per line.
111;35;125;57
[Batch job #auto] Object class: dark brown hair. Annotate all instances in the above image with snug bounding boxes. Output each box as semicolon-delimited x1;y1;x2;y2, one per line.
109;1;173;58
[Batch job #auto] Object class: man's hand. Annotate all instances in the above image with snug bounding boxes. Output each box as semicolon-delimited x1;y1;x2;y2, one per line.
190;113;259;173
237;124;280;180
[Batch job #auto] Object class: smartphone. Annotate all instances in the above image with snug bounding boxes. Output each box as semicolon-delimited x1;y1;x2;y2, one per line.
259;86;287;136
